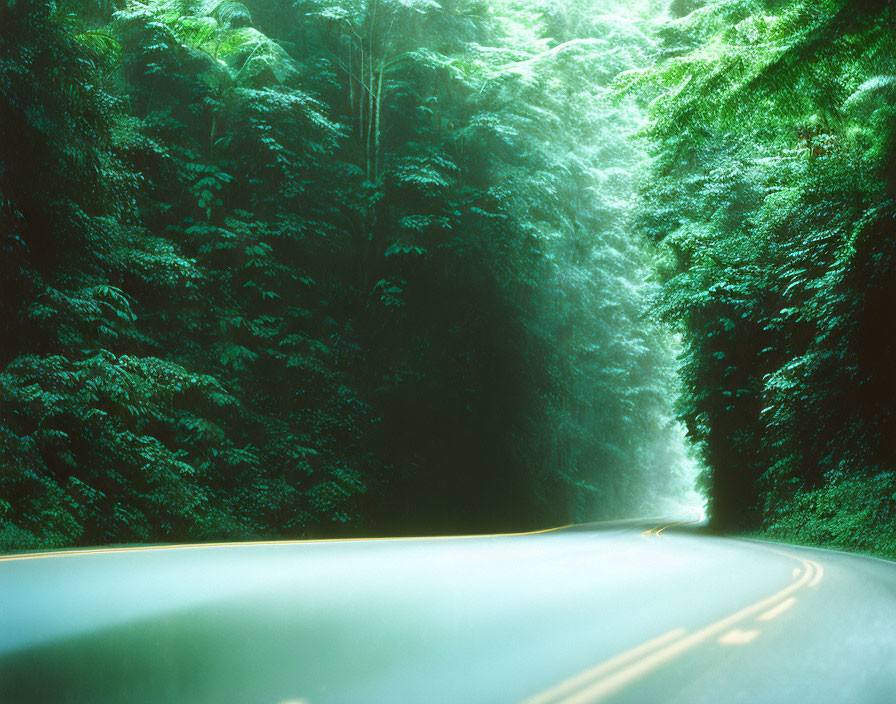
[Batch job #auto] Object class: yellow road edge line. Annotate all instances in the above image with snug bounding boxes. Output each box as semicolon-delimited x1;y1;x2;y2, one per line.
4;515;696;563
0;524;576;563
758;596;797;621
520;628;688;704
548;559;816;704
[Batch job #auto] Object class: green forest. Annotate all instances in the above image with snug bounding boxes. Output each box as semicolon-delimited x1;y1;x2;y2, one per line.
0;0;893;557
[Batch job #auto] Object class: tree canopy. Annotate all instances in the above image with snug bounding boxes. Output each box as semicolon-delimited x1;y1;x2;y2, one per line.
634;0;896;554
0;0;695;550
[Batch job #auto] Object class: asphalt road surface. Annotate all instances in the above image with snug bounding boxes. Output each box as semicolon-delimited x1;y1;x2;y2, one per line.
2;519;895;703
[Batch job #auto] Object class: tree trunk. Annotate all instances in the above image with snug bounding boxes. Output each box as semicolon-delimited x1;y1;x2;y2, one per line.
374;67;384;183
348;41;354;113
366;0;378;182
358;45;366;161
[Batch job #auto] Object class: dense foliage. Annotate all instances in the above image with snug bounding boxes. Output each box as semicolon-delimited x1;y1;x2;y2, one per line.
635;0;896;553
0;0;694;550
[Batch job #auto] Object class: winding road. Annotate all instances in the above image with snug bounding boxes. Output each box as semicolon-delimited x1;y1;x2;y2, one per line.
2;519;895;703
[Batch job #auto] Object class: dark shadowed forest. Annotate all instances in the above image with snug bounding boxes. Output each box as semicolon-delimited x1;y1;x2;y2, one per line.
1;0;893;557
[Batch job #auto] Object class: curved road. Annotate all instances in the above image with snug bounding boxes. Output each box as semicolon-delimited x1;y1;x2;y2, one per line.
2;520;895;703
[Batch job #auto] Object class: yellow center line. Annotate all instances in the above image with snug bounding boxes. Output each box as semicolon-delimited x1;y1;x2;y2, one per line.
524;556;821;704
808;560;824;587
717;628;761;645
758;596;797;621
521;629;687;704
551;561;815;704
653;521;684;536
0;524;575;563
653;517;702;536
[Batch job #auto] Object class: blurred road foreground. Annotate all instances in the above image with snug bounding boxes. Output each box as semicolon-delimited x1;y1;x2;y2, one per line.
2;515;895;703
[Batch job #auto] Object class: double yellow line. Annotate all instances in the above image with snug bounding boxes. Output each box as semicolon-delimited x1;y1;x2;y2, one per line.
523;556;825;704
641;518;700;536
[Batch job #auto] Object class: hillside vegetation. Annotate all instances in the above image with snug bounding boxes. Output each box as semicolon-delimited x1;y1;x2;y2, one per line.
636;0;896;555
